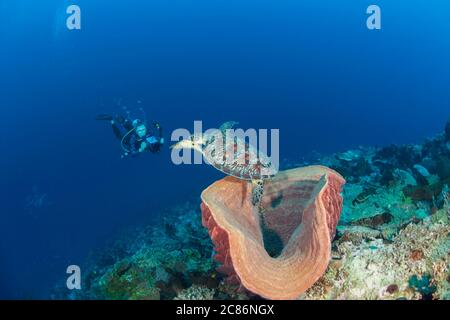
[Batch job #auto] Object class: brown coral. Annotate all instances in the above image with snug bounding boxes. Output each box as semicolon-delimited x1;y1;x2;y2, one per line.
201;166;345;300
410;249;425;261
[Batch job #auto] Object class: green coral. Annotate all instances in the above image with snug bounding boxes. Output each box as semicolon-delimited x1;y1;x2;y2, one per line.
341;180;434;240
96;258;159;300
408;274;436;298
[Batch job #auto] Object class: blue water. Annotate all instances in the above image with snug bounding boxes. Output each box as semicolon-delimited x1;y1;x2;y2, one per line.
0;0;449;298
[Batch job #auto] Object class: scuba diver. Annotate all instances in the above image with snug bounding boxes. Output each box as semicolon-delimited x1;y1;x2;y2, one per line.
95;112;164;158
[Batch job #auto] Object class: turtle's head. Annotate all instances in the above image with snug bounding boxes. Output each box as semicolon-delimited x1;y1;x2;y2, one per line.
170;135;204;153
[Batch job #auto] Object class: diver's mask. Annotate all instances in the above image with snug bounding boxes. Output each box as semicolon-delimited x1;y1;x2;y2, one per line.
135;124;147;138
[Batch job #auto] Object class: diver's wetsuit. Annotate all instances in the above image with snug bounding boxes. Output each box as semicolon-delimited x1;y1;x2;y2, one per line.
111;115;164;157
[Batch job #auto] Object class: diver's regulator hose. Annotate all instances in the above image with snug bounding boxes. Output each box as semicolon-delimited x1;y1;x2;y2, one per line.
120;127;135;153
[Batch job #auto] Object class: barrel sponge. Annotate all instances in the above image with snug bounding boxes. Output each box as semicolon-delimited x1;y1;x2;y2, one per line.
201;166;345;300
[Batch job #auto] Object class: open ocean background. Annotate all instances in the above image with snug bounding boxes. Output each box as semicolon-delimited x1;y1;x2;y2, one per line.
0;0;449;298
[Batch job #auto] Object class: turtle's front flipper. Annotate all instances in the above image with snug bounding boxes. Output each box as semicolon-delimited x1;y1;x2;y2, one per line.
251;179;264;207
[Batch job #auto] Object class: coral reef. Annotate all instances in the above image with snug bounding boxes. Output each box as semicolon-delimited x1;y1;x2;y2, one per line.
52;119;450;300
304;218;449;300
52;203;222;300
174;285;215;300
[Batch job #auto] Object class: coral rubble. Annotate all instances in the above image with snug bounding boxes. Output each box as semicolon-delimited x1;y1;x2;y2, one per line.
304;218;449;300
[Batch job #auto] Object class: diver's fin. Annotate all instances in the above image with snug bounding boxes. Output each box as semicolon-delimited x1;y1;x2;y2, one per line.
95;114;113;121
251;179;264;207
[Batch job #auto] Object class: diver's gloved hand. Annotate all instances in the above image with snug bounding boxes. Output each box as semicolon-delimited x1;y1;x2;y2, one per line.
139;142;147;152
152;121;161;129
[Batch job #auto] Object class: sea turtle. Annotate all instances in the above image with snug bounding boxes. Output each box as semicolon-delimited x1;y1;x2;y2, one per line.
171;121;277;208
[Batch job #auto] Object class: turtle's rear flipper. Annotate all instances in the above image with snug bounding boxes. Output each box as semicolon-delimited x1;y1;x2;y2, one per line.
95;114;113;121
251;179;264;207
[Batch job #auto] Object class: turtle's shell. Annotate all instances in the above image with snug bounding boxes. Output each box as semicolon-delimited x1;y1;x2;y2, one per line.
202;135;276;181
